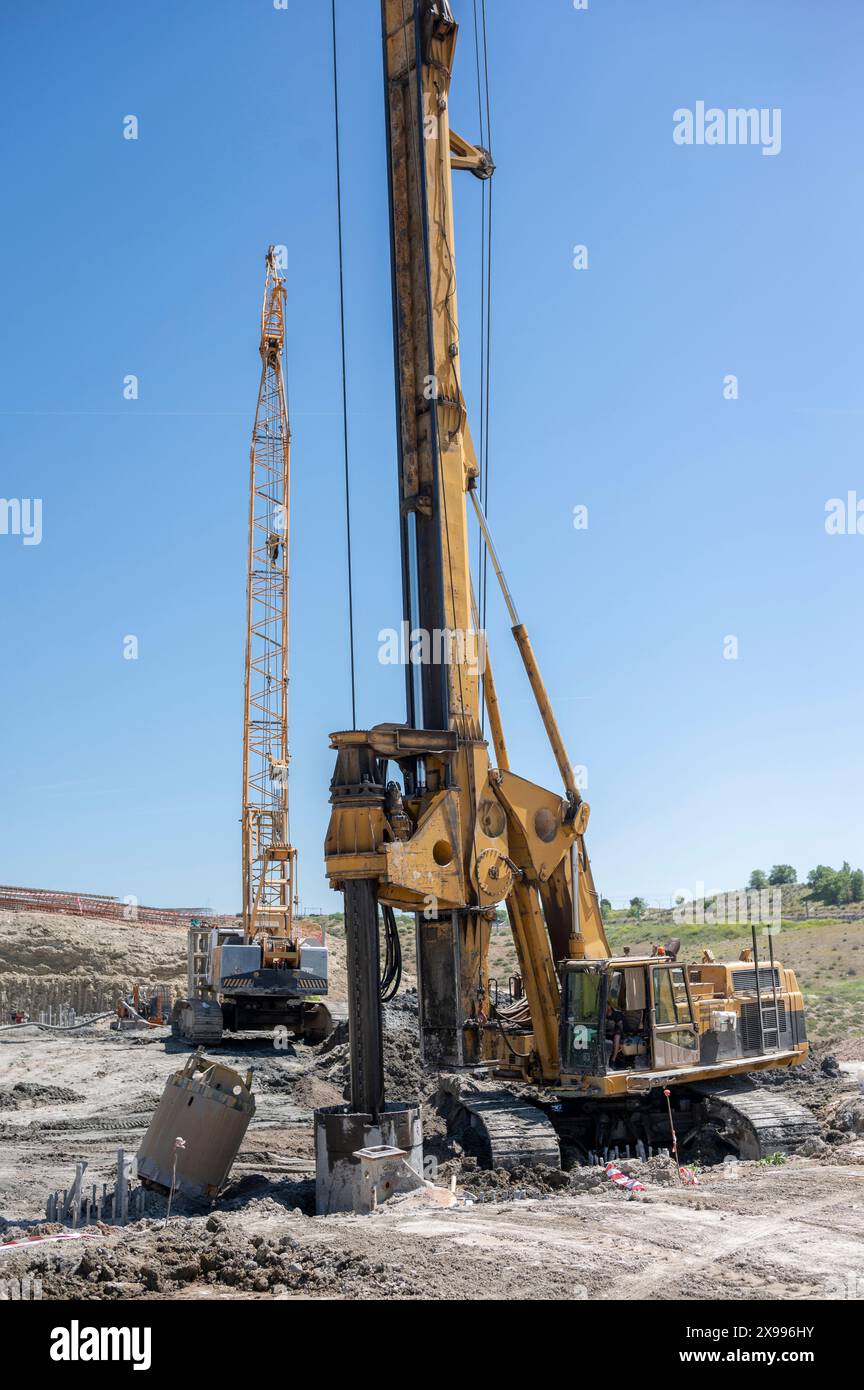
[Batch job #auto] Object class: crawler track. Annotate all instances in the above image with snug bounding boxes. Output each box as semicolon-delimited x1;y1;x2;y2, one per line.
171;998;223;1045
439;1075;820;1170
439;1083;561;1170
691;1079;821;1159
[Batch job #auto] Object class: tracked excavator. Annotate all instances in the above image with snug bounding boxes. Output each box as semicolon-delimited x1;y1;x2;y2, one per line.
324;0;819;1166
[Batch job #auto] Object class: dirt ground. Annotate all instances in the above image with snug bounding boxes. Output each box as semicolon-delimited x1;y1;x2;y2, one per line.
1;910;863;1301
1;1015;863;1301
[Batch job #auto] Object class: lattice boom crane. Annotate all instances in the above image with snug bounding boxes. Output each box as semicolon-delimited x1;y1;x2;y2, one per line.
242;246;295;945
170;250;343;1048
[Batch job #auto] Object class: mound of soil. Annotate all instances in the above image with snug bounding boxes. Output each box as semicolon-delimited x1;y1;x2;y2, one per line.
314;991;433;1103
0;1216;393;1301
824;1093;864;1136
749;1044;859;1144
437;1151;681;1202
0;1083;83;1111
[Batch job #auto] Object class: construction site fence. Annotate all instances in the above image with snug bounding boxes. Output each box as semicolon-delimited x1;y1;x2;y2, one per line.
0;884;234;929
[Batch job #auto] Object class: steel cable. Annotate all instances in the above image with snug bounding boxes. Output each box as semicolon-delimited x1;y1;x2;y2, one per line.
331;0;357;728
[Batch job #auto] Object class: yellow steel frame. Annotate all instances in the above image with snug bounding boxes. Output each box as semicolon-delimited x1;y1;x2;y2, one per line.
242;248;297;947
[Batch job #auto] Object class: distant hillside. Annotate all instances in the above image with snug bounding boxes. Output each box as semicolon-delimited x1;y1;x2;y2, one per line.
624;882;864;928
317;889;864;1044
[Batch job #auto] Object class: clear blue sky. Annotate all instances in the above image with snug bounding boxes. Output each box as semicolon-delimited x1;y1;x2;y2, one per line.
1;0;861;913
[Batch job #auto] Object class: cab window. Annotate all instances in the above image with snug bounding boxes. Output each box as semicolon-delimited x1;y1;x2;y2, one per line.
653;967;676;1025
562;969;603;1071
652;966;693;1025
670;967;693;1023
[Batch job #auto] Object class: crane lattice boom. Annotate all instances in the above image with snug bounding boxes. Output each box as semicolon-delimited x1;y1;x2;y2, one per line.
242;247;296;944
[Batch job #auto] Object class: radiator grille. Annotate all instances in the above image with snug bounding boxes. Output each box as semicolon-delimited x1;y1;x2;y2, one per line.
733;966;781;993
741;999;787;1052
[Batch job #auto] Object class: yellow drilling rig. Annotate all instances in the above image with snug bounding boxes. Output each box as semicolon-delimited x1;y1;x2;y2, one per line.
172;249;339;1048
323;0;818;1166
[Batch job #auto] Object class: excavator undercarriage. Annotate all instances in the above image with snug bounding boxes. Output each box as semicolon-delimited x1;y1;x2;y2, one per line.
437;1076;820;1171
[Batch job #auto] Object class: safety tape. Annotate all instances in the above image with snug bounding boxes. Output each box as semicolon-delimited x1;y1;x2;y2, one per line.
605;1162;646;1193
0;1232;101;1253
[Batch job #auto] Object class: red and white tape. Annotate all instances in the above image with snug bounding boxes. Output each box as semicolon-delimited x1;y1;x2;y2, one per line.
0;1232;100;1254
605;1162;646;1194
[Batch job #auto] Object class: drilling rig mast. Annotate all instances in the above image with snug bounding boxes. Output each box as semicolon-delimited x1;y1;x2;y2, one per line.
319;1;815;1172
242;246;296;945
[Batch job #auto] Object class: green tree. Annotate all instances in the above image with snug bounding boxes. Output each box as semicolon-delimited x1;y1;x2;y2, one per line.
806;863;857;905
629;896;646;921
807;864;839;903
748;870;768;890
600;897;612;921
835;862;854;905
768;865;797;886
850;869;864;903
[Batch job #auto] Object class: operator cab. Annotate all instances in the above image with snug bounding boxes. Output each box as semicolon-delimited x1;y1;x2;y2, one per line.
559;957;698;1079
